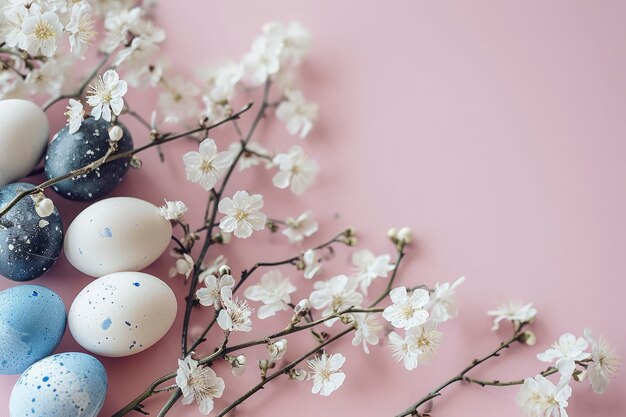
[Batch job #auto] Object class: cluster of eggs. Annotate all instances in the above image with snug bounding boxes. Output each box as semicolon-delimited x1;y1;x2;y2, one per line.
0;100;178;416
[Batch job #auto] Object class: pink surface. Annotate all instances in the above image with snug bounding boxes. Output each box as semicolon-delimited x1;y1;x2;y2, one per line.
1;0;626;416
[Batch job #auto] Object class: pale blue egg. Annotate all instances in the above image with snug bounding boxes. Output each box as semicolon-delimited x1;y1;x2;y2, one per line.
0;285;66;375
10;352;107;417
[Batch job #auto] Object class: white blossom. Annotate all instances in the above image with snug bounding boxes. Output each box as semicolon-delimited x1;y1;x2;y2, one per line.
388;323;441;370
302;248;321;279
584;329;619;394
351;313;382;354
242;34;282;85
282;211;318;243
66;2;95;58
516;375;571;417
159;200;187;221
218;190;267;239
25;59;64;96
22;10;62;57
425;276;465;323
351;249;395;294
383;287;429;330
487;301;537;331
309;275;363;327
201;60;243;103
3;4;31;50
196;274;235;309
100;6;142;52
199;256;228;283
537;333;590;380
158;75;200;124
86;69;127;122
307;352;346;396
183;138;232;191
244;270;296;319
272;146;319;195
176;355;225;415
263;21;311;65
169;253;194;279
62;99;83;134
276;89;318;138
217;289;253;332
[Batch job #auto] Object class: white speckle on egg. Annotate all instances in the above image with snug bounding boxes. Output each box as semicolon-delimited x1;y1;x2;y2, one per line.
68;271;177;357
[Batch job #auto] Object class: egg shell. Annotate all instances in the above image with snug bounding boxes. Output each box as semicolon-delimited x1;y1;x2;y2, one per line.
0;285;66;375
0;99;49;187
44;117;133;201
0;182;64;282
10;352;107;417
68;271;177;357
64;197;172;277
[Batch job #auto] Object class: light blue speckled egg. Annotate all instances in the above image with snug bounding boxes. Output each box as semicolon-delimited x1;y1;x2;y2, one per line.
9;352;107;417
0;285;66;375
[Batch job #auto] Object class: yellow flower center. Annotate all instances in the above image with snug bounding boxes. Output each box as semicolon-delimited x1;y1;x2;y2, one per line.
234;209;248;221
34;21;55;41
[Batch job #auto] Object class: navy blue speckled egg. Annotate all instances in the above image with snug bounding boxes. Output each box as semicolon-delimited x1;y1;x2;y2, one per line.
44;117;133;201
10;352;107;417
0;182;63;281
0;285;66;375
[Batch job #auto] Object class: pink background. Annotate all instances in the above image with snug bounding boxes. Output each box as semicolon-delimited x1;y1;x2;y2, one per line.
1;0;625;416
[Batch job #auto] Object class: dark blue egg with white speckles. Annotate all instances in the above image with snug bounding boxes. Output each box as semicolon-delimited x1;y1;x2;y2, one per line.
0;285;66;375
0;182;63;281
10;352;107;417
44;117;133;201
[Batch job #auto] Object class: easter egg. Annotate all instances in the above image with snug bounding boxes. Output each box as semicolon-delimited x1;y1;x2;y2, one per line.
0;285;66;375
0;99;49;187
44;117;133;201
68;271;177;357
0;183;63;281
64;197;172;277
9;352;107;417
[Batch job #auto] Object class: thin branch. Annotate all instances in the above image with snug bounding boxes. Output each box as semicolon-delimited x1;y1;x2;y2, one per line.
0;103;253;219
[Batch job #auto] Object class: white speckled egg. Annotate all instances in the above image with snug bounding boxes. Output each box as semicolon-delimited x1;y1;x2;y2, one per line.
10;352;107;417
64;197;173;277
68;271;177;357
0;99;49;187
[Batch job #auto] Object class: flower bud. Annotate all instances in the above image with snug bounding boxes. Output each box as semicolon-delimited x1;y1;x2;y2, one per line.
289;368;308;381
294;299;311;316
344;236;357;246
397;227;412;244
108;125;124;142
267;339;288;360
227;354;247;376
387;228;398;241
345;227;356;238
518;330;537;346
340;314;354;325
130;157;142;169
218;265;231;277
35;197;55;218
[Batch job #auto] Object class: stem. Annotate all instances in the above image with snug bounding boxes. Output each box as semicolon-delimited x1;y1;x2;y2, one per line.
214;327;353;417
463;366;558;387
394;327;528;417
180;81;272;356
156;391;182;417
0;103;253;220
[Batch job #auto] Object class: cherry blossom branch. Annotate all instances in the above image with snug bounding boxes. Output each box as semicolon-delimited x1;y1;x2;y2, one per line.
185;230;349;354
0;103;252;220
180;80;273;356
214;327;354;417
462;366;558;387
113;243;407;416
394;325;530;417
